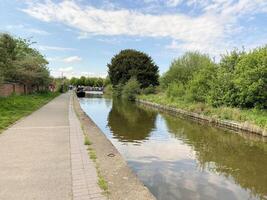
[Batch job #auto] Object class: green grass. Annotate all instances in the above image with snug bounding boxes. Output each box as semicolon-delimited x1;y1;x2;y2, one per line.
139;93;267;129
84;135;92;145
86;146;109;194
97;173;108;192
89;150;97;161
0;92;59;133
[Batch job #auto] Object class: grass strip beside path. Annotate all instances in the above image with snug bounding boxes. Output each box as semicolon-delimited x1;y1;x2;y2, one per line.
139;94;267;129
0;92;59;132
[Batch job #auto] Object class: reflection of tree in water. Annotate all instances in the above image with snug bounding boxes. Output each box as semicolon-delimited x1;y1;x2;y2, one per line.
163;114;267;199
107;99;157;143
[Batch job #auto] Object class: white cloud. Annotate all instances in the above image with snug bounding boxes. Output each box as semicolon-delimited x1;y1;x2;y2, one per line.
6;24;50;35
22;0;267;55
37;45;76;51
51;67;106;78
59;66;73;72
63;56;82;63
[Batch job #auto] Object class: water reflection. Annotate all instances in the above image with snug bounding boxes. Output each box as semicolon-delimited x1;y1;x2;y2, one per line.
79;97;267;200
107;99;157;143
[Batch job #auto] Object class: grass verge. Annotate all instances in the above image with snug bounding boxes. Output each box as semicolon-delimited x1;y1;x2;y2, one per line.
84;135;109;194
139;93;267;129
0;92;59;133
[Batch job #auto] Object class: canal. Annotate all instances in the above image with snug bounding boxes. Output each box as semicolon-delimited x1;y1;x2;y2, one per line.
79;96;267;200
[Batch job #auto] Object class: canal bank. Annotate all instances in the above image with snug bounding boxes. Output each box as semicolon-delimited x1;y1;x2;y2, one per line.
73;95;156;200
136;99;267;137
78;96;267;200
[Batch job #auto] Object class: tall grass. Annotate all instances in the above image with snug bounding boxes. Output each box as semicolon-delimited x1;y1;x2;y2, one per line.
139;93;267;129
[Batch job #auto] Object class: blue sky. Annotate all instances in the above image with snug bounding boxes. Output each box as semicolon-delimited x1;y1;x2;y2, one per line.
0;0;267;78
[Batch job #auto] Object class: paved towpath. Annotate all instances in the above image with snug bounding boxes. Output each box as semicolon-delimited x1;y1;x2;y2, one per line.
0;93;106;200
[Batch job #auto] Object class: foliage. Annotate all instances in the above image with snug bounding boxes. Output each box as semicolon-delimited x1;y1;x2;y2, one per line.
122;78;141;101
112;83;124;97
70;76;106;87
53;77;69;93
157;47;267;109
166;83;185;99
233;47;267;108
108;49;159;88
0;92;59;132
139;94;267;128
103;84;113;96
141;85;157;95
186;64;217;102
160;52;214;88
0;33;50;87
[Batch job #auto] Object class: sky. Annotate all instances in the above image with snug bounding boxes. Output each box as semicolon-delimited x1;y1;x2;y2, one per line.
0;0;267;78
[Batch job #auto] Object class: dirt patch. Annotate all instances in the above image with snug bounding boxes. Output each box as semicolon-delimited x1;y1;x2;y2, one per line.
73;95;156;200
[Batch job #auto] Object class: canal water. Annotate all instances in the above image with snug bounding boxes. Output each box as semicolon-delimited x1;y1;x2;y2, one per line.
79;97;267;200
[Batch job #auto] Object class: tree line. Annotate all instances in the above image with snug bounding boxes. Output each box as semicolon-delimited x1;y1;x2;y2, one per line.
0;33;50;88
70;76;108;87
107;47;266;109
161;47;267;109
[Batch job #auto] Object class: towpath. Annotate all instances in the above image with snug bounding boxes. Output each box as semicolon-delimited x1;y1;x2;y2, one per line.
0;93;106;200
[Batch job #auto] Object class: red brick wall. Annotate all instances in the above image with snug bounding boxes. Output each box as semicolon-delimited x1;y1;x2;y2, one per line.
0;83;26;97
0;83;49;97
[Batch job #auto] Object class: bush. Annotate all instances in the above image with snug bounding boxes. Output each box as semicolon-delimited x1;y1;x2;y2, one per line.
166;83;185;99
113;83;124;97
142;85;156;95
161;52;215;88
103;84;113;95
233;46;267;108
122;78;140;101
209;46;267;108
186;64;217;102
208;67;236;107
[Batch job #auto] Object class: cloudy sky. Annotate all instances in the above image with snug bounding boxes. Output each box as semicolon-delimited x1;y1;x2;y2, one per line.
1;0;267;78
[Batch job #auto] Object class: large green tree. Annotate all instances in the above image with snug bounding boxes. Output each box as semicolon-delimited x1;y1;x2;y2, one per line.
107;49;159;88
0;33;50;87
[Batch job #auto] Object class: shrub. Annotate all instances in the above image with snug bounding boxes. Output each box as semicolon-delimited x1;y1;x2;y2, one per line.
103;84;113;95
233;46;267;108
161;52;215;88
166;83;185;99
187;64;217;102
142;85;156;95
122;78;140;101
113;83;124;97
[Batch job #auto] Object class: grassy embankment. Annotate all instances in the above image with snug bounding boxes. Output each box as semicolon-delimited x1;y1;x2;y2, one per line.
139;93;267;129
0;92;59;132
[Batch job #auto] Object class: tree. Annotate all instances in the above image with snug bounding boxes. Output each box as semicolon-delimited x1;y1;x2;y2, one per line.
187;64;217;102
160;52;214;88
0;33;51;88
0;33;17;81
233;46;267;108
108;49;159;88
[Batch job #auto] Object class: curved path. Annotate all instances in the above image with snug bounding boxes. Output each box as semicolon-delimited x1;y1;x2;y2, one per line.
0;93;105;200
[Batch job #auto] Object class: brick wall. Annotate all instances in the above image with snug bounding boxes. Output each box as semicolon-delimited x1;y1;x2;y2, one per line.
0;83;26;97
0;83;49;97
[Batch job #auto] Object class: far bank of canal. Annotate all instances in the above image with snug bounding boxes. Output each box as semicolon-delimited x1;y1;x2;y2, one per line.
79;96;267;200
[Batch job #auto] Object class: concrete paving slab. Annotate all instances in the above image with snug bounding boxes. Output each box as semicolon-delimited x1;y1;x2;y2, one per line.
0;93;72;200
0;92;107;200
